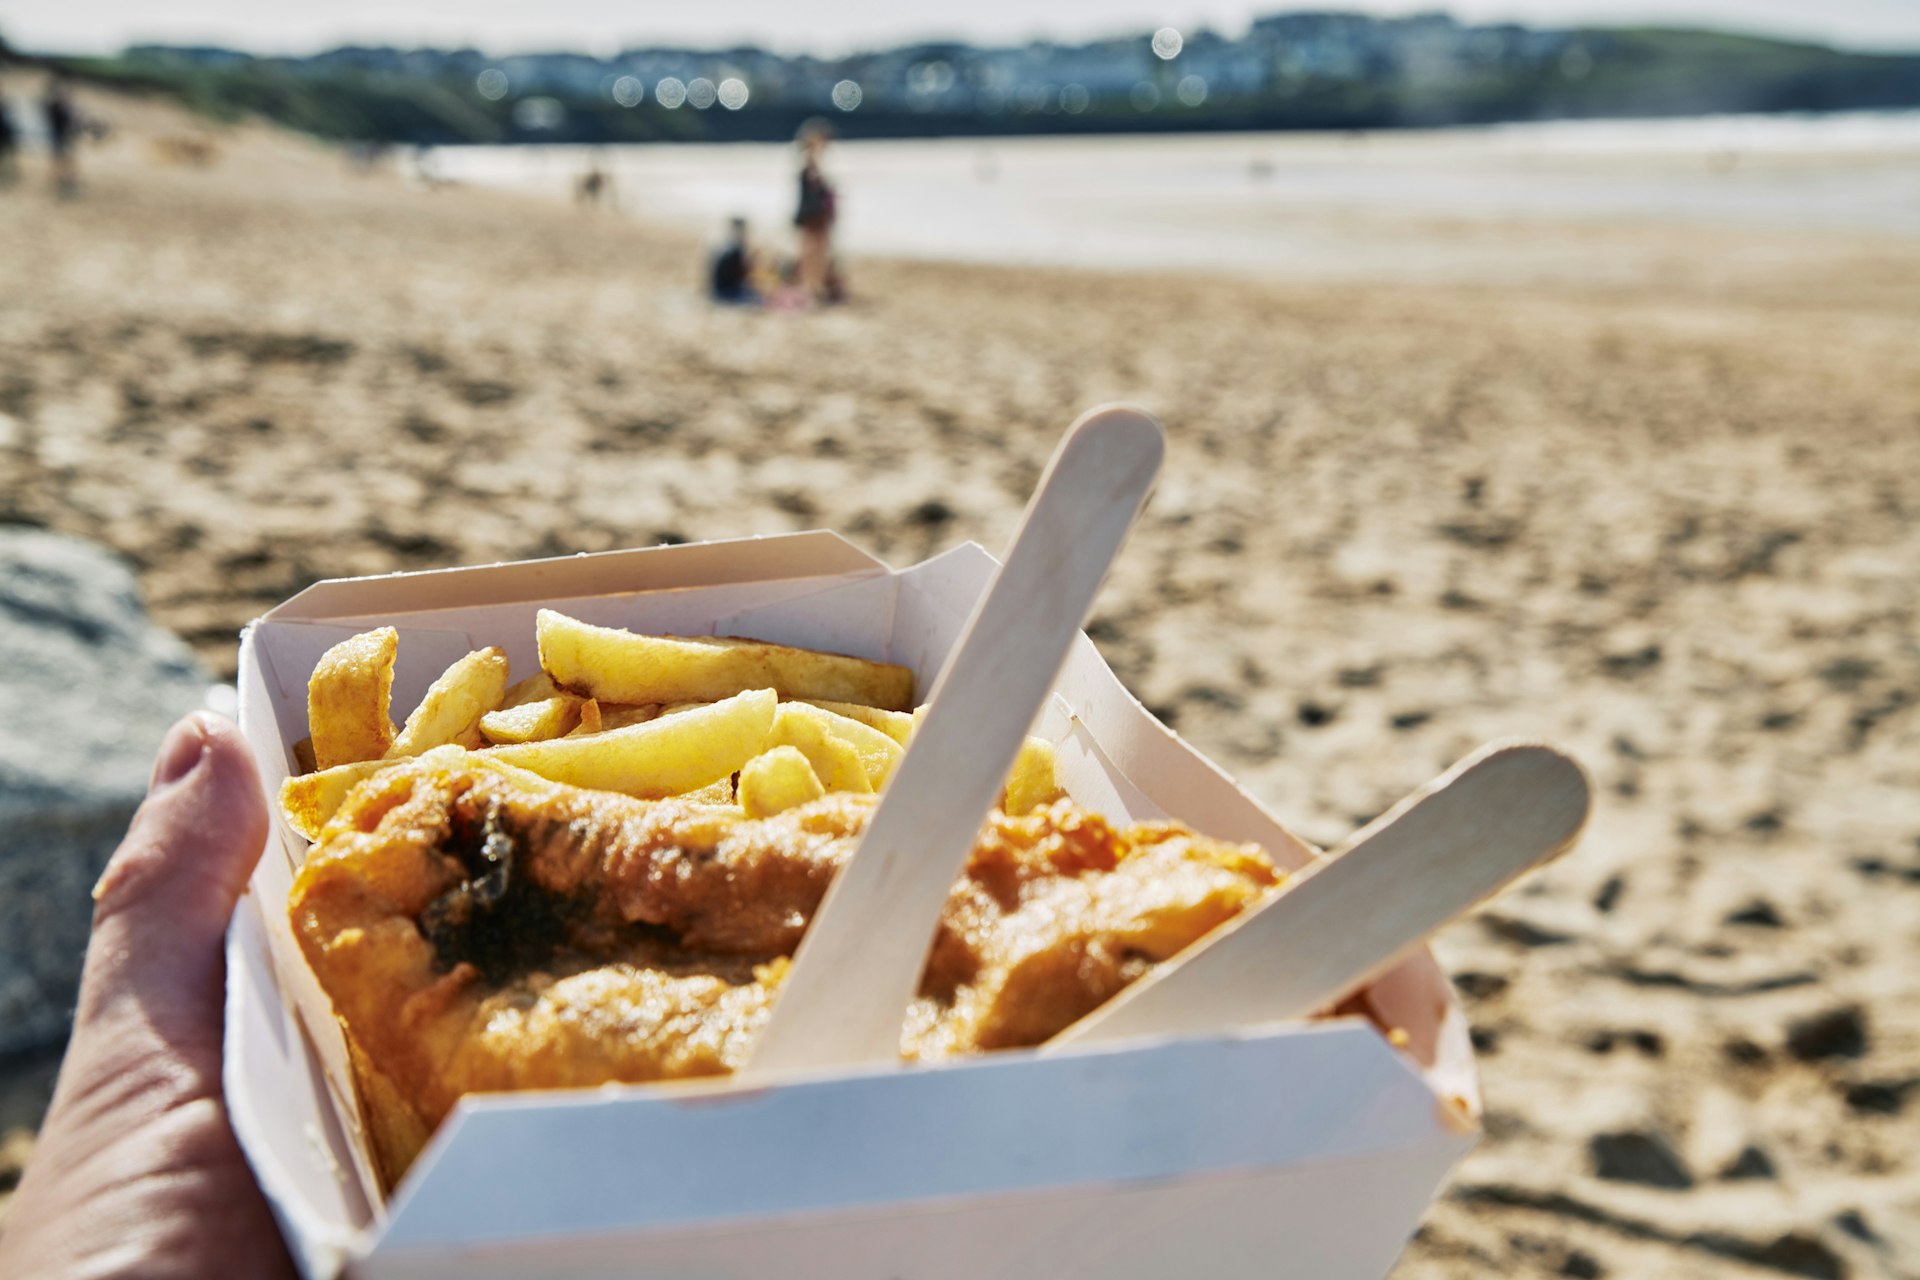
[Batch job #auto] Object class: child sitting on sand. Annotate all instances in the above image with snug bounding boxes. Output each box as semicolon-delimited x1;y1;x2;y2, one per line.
709;217;760;306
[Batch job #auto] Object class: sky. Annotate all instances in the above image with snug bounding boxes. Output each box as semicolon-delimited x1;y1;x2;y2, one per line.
3;0;1918;57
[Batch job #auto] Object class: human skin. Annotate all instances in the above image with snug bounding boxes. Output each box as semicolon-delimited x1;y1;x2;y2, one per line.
0;713;295;1279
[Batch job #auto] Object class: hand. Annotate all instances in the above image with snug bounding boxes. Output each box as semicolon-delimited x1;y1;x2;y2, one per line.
0;712;296;1279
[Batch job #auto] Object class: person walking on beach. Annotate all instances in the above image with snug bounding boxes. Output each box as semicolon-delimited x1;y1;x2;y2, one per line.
793;118;842;304
43;74;80;197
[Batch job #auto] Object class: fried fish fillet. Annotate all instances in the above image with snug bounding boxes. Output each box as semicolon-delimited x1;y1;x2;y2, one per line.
289;757;1282;1183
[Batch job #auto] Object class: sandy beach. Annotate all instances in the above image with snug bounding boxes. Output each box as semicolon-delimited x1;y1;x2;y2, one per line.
2;85;1919;1276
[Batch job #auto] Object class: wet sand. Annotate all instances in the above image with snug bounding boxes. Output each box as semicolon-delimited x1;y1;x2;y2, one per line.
440;115;1920;282
2;88;1918;1274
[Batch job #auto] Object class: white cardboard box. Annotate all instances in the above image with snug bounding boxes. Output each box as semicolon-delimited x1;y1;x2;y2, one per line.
225;531;1481;1279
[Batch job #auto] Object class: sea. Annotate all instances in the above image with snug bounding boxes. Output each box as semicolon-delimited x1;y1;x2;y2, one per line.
433;111;1920;278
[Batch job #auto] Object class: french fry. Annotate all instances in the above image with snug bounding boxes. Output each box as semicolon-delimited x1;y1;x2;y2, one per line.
678;777;736;805
468;752;574;796
801;699;915;746
281;747;474;841
739;745;826;818
769;704;871;794
536;610;915;711
483;688;776;799
286;744;478;841
561;702;660;739
293;625;926;831
599;703;660;731
1003;737;1065;816
776;702;903;790
479;694;584;744
386;647;510;759
500;669;561;709
309;627;398;769
282;758;391;840
570;699;604;736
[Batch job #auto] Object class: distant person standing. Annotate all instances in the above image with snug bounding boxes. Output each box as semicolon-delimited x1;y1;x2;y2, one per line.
0;97;18;186
575;151;614;209
44;74;80;196
793;118;842;304
409;144;442;190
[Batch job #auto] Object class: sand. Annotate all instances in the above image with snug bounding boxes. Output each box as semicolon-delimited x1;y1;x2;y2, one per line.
2;84;1918;1275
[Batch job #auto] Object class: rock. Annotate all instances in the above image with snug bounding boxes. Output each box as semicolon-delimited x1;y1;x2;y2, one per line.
1691;1231;1844;1280
1590;1130;1694;1190
1453;971;1510;1001
1480;911;1577;947
1786;1006;1868;1062
1725;898;1785;928
0;530;211;1056
1832;1210;1876;1244
906;498;955;527
1592;874;1625;913
1718;1144;1776;1181
1601;642;1662;676
1582;1029;1664;1057
1818;656;1876;691
1842;1079;1910;1115
1559;1251;1603;1279
1296;700;1337;727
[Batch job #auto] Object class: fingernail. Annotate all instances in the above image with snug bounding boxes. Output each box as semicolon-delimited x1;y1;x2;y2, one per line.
150;714;209;790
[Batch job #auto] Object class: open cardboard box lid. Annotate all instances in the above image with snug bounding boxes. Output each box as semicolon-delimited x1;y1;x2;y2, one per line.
225;531;1481;1279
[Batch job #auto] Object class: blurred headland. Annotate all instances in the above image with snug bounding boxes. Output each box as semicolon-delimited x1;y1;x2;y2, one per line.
15;12;1920;147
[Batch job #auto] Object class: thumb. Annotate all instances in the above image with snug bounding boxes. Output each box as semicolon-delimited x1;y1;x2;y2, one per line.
78;711;269;1060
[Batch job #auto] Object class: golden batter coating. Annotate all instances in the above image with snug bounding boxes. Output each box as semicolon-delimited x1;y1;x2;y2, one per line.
289;758;1282;1180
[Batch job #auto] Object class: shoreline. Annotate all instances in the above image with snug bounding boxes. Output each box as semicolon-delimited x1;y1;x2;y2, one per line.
429;105;1920;154
427;112;1920;289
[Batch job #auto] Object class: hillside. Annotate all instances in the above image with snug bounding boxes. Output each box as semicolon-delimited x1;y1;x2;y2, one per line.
32;19;1920;146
